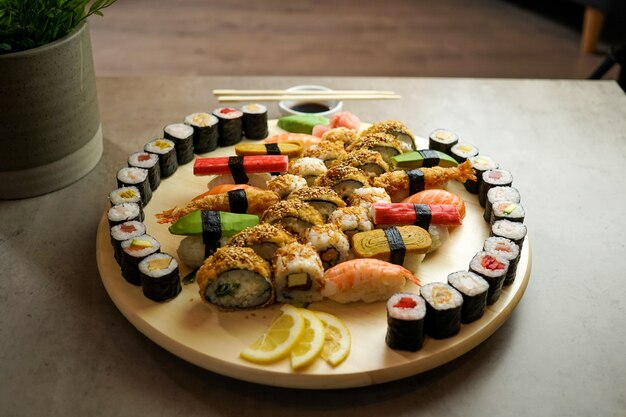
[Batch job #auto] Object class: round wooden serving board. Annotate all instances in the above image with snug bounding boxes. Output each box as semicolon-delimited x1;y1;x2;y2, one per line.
96;120;531;389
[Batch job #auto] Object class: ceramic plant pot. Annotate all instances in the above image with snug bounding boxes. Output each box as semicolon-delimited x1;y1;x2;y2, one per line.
0;22;103;199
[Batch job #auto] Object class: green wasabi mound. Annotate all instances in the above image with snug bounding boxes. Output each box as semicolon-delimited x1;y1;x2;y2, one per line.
277;114;329;134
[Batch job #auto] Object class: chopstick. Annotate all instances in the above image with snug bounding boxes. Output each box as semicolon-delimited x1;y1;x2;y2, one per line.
213;89;401;102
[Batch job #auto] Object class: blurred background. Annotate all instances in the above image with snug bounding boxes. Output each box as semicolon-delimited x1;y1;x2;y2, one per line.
89;0;626;80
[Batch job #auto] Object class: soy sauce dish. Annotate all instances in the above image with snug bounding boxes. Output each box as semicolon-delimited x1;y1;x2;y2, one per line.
278;85;343;117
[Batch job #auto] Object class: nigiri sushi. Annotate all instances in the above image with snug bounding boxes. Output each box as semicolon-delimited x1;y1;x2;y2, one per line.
322;258;421;303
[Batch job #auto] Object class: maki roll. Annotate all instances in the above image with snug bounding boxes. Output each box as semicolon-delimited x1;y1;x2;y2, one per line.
266;174;308;199
491;219;527;249
128;151;161;191
339;149;390;178
469;251;509;305
120;234;160;286
164;123;195;165
229;223;297;262
491;200;525;224
360;120;417;152
260;199;324;235
109;186;142;208
301;223;351;270
450;143;479;163
213;107;244;146
479;168;514;207
484;186;521;223
329;206;374;240
197;246;274;310
484;236;521;286
420;282;464;339
288;157;328;186
116;167;151;206
288;186;347;221
138;253;181;302
314;165;371;200
428;129;459;155
184;112;219;153
107;203;143;228
385;292;426;351
464;155;499;194
241;103;269;140
348;132;403;164
447;271;489;324
110;220;146;265
272;242;325;304
144;138;178;179
352;225;432;266
303;141;347;168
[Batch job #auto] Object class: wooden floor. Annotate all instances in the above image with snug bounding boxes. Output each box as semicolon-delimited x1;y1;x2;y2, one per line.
89;0;619;80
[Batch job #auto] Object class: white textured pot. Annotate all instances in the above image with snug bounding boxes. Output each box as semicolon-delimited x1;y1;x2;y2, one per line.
0;22;103;199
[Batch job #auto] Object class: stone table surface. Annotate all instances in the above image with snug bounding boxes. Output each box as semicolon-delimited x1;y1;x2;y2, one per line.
1;76;625;417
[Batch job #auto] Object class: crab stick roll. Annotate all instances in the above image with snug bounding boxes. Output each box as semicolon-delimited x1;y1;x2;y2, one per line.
390;149;458;169
235;142;302;158
120;234;160;286
385;292;426;351
352;225;432;266
447;271;489;324
213;107;244;146
329;206;374;240
128;151;161;191
266;174;308;199
138;253;181;302
301;224;351;270
194;155;288;183
288;186;346;221
491;219;527;249
184;112;219;154
164;122;195;165
479;169;513;207
117;167;151;206
491;200;525;224
261;199;324;235
107;203;143;228
420;282;463;339
197;246;274;310
484;236;521;286
110;220;146;265
360;120;417;152
464;155;499;194
109;186;142;208
484;186;521;223
469;251;509;305
272;242;325;304
144;138;178;178
242;103;269;140
315;165;371;200
450;143;479;163
229;223;297;262
348;132;403;164
288;157;328;186
372;203;462;229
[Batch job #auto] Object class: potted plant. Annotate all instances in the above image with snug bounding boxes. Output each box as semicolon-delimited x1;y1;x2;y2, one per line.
0;0;117;199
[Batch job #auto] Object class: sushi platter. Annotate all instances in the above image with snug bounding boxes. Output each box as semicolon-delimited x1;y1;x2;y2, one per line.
96;119;531;389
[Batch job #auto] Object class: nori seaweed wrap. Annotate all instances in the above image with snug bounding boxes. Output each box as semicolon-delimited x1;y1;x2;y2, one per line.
184;112;219;154
164;123;195;165
138;253;181;302
242;104;269;140
144;138;178;179
110;220;146;266
116;167;152;206
447;271;489;324
128;151;161;191
385;292;426;351
420;282;463;339
213;107;244;147
120;234;160;286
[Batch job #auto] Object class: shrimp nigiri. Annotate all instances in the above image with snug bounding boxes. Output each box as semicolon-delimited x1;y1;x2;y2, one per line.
321;259;421;303
372;160;476;202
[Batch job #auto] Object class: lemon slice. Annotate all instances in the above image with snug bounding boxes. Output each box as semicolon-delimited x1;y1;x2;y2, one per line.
290;309;326;370
240;304;305;364
314;311;351;366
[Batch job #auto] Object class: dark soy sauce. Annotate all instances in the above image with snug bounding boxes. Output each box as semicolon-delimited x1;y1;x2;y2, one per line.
290;102;331;113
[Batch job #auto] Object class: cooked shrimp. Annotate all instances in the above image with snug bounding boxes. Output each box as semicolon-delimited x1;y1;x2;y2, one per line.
192;184;259;201
321;259;421;303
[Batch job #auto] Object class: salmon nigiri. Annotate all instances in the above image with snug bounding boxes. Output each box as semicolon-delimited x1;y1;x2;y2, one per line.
402;189;466;219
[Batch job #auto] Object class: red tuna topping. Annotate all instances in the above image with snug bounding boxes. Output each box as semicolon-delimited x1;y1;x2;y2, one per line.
394;297;418;309
481;255;506;270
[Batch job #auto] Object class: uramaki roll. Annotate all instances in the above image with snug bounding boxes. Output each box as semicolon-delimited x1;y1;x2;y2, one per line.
228;223;297;262
352;225;432;266
287;186;346;221
314;164;371;200
261;199;324;235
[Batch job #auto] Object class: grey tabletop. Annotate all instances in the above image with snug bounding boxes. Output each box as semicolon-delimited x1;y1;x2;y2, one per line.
1;76;625;417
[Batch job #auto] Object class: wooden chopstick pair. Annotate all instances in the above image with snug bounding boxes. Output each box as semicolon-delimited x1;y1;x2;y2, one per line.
213;89;401;103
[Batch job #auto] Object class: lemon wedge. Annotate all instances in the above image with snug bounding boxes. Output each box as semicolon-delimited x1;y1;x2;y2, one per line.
314;311;351;366
290;308;326;370
240;304;305;364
